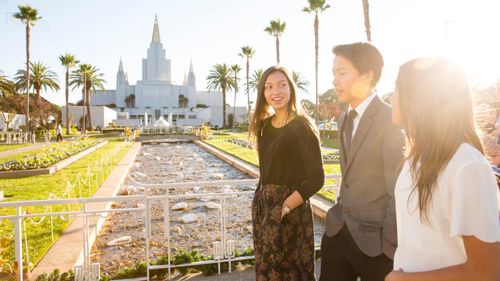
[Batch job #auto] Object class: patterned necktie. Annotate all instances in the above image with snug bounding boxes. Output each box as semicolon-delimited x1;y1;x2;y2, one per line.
344;110;358;153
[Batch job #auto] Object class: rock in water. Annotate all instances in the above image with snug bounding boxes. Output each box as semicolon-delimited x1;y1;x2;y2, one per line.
206;202;221;210
172;202;188;210
179;214;197;223
106;236;132;246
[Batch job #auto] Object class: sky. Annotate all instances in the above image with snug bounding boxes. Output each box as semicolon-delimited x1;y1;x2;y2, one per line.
1;0;499;107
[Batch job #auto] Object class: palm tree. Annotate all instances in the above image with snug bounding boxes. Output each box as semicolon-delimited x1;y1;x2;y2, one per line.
248;68;263;95
206;63;235;128
0;71;16;97
238;46;255;116
14;62;60;103
303;0;330;121
59;54;79;134
292;71;310;94
362;0;371;41
230;64;241;128
14;5;42;132
264;19;286;65
70;63;105;131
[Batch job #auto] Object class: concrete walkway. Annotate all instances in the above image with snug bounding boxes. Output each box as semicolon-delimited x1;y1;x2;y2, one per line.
321;146;339;153
30;142;142;278
0;143;46;158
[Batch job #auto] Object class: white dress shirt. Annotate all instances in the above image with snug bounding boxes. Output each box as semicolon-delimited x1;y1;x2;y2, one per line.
348;92;377;138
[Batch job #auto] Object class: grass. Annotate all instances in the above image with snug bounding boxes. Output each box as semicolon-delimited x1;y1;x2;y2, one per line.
204;138;258;166
203;137;340;202
320;138;340;149
0;140;133;267
0;144;30;153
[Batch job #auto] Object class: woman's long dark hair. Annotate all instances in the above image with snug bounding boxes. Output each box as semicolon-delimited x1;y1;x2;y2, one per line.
396;58;483;223
249;66;318;150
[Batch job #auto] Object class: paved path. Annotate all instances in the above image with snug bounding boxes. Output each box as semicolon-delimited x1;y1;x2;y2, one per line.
0;143;46;158
30;142;142;278
321;146;339;152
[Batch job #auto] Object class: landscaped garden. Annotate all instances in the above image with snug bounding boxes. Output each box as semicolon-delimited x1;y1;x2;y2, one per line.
0;138;101;171
0;139;133;274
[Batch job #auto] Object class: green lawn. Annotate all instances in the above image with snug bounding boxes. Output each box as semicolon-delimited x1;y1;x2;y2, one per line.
204;138;258;166
203;138;340;202
0;140;133;268
321;138;340;149
0;143;30;153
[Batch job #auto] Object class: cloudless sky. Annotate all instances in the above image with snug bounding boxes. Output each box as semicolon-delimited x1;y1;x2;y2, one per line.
1;0;499;107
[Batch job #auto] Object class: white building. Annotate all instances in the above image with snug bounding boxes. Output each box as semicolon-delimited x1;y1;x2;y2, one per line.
90;16;245;127
62;106;117;129
0;113;25;131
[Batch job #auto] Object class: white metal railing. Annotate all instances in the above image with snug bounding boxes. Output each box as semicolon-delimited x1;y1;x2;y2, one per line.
0;174;340;281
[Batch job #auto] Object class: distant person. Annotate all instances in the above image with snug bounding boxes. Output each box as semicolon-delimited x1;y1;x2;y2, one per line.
249;65;324;280
44;128;50;144
385;58;500;281
320;42;405;281
56;123;63;142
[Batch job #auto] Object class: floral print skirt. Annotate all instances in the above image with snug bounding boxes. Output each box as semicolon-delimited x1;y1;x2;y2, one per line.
252;184;316;281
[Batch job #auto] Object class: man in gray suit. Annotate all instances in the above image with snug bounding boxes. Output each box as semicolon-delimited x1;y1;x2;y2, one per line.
320;42;404;281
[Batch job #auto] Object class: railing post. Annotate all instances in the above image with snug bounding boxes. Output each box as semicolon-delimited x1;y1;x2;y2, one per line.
14;206;23;281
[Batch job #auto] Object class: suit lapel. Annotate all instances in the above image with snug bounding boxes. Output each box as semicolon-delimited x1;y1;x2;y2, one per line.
343;96;382;176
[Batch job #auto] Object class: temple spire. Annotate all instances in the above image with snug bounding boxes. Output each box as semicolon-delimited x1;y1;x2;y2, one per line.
152;14;161;43
189;60;194;73
118;57;124;72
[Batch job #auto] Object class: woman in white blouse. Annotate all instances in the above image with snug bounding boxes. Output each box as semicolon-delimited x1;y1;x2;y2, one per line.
385;58;500;281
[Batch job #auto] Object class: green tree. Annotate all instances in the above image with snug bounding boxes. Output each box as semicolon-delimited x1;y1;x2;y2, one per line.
238;46;255;115
207;64;235;128
0;71;16;97
14;4;42;131
248;68;263;95
264;19;286;65
292;71;310;94
59;54;79;134
230;64;242;128
14;62;60;103
362;0;372;41
70;64;105;131
303;0;330;120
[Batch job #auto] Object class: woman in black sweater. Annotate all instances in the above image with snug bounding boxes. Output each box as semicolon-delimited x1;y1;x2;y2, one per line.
249;65;325;280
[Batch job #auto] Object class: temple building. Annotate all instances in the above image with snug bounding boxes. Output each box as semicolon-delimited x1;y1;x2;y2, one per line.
89;16;245;127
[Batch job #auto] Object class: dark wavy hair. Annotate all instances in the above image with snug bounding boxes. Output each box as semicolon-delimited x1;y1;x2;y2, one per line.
249;65;318;149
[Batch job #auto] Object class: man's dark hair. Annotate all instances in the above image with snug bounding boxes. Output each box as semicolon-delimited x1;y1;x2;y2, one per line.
333;42;384;87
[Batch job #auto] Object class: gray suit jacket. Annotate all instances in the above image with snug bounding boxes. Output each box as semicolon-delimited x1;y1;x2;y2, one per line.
325;96;404;259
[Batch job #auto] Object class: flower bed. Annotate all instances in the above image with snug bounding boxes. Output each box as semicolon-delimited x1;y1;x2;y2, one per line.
0;139;101;171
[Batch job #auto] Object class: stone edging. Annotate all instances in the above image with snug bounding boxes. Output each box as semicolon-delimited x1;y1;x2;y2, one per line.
0;141;108;179
194;140;332;220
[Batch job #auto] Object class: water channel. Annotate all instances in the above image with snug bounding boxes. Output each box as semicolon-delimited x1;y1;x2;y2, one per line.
91;142;325;276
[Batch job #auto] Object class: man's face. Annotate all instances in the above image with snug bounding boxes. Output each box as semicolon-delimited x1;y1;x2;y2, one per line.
332;55;372;107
